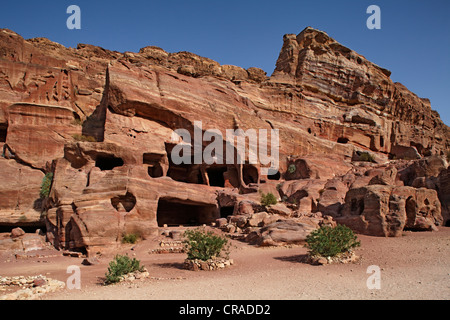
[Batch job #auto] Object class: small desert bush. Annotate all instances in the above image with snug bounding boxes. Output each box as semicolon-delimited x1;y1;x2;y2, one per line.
104;254;144;285
122;233;139;244
260;192;278;207
72;134;96;142
359;152;376;163
183;228;230;261
305;225;361;258
40;173;53;199
287;164;297;174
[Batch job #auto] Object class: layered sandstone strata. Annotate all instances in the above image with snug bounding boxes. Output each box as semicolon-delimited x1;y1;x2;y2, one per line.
0;27;448;252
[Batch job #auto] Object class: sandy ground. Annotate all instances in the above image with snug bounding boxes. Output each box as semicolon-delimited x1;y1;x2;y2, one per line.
1;227;449;300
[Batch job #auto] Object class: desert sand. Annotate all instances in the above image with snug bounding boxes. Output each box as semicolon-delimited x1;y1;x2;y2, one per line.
1;227;449;300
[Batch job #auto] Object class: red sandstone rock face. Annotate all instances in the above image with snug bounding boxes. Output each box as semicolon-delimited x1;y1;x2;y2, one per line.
271;27;449;157
338;185;442;237
0;158;44;225
0;27;448;251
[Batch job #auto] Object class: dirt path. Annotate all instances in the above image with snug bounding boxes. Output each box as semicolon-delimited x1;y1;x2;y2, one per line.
1;227;449;300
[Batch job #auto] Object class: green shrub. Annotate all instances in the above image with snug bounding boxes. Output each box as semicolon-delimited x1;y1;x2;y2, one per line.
104;254;144;285
287;164;296;174
260;192;278;207
183;228;229;261
305;225;361;258
40;173;53;199
122;233;139;244
72;134;96;142
359;152;376;163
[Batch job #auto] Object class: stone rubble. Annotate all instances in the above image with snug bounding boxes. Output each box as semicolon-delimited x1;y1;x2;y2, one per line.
184;258;234;271
111;268;150;284
306;251;360;266
0;275;65;300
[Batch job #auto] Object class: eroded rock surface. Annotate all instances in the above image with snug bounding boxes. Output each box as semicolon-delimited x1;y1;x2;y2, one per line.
0;27;448;252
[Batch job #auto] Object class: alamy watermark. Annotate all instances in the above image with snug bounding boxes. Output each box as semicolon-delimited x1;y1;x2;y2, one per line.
367;5;381;30
170;121;280;175
366;265;381;290
67;5;81;30
66;265;81;290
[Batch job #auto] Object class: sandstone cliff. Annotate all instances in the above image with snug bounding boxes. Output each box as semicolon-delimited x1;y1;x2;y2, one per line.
0;27;448;253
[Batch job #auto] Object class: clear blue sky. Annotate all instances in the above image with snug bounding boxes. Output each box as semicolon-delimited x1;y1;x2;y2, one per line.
1;0;449;125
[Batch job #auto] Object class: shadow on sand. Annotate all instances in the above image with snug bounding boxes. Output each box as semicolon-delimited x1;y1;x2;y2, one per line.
273;254;310;264
153;262;186;270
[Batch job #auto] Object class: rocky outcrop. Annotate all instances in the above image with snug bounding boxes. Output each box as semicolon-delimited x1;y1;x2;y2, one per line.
0;275;65;300
337;185;442;237
438;167;450;224
0;26;448;252
0;159;44;226
246;220;317;247
271;27;449;158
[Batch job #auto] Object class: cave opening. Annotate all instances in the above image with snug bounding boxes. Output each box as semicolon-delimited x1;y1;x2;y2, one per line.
148;165;164;178
267;170;281;180
243;164;259;185
95;155;124;171
405;196;417;227
337;137;349;144
0;123;7;143
167;162;204;184
220;206;234;218
350;198;365;215
206;166;227;187
165;143;204;184
156;198;218;227
111;192;137;212
143;153;164;178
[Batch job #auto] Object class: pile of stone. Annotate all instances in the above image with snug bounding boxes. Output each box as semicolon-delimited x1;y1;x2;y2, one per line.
0;275;65;300
184;257;234;271
217;211;281;235
112;268;150;284
149;240;185;254
216;201;337;246
149;247;185;254
306;251;360;266
159;240;184;247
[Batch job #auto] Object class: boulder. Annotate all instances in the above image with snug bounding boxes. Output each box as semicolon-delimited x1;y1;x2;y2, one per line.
10;227;25;238
285;155;352;181
368;166;398;186
246;67;267;82
228;215;249;229
246;220;317;246
337;185;443;236
390;145;421;160
247;212;269;227
215;218;228;228
236;200;255;215
266;203;292;217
